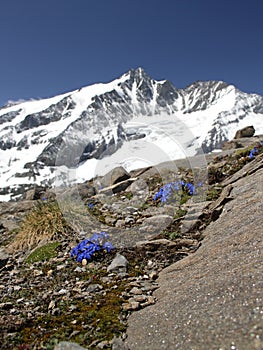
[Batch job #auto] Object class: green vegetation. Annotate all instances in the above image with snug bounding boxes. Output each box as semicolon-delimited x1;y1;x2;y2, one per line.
25;242;61;264
206;186;222;201
2;256;145;350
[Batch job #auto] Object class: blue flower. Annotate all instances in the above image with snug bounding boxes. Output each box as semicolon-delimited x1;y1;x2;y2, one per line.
102;241;114;253
87;203;94;209
249;147;259;159
153;180;202;203
70;232;114;262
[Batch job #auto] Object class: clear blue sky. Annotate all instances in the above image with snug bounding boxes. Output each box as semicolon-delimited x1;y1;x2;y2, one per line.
1;0;263;107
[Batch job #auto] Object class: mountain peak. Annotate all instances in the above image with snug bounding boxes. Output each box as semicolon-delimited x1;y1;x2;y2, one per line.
125;67;151;82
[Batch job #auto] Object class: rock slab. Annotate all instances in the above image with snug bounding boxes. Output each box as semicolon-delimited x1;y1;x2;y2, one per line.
124;163;263;349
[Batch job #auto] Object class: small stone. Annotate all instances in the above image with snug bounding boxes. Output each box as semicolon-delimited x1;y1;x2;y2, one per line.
149;270;158;280
10;308;17;314
7;287;14;294
107;253;129;273
51;308;61;316
100;276;112;283
74;266;84;273
129;287;143;295
147;260;154;267
104;216;117;226
146;295;156;305
48;300;56;309
82;259;87;266
115;219;125;228
47;269;53;276
58;288;68;295
33;270;43;276
134;295;148;303
122;301;140;311
86;284;103;293
97;340;110;349
13;285;22;291
125;216;135;225
16;298;24;303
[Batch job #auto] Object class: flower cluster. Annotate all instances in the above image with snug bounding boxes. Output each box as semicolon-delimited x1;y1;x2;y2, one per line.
153;180;202;203
70;232;114;262
249;142;263;159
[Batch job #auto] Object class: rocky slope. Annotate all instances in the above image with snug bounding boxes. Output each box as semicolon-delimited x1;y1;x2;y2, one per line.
125;153;263;350
0;134;262;349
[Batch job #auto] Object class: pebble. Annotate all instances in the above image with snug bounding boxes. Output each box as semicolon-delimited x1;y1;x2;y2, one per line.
122;301;140;311
58;289;68;295
129;287;143;295
107;253;129;273
81;259;87;266
86;284;103;293
48;300;56;309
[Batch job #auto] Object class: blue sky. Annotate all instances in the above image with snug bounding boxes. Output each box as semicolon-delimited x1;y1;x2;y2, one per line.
1;0;263;107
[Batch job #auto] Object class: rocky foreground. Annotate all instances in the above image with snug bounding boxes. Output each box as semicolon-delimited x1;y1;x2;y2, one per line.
124;153;263;350
0;135;262;350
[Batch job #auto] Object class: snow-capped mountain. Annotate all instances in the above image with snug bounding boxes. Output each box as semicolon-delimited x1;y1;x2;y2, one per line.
1;67;263;201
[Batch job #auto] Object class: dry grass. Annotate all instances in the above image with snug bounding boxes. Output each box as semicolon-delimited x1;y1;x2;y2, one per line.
7;200;73;253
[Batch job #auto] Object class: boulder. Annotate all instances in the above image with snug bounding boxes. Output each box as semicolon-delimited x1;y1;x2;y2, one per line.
139;215;173;235
100;166;130;187
234;125;255;139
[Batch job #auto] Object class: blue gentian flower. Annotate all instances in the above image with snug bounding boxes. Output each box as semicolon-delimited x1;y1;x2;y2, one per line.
70;232;114;262
153;180;202;203
249;147;259;159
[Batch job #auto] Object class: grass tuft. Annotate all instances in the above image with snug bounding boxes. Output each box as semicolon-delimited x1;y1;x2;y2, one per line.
8;200;73;253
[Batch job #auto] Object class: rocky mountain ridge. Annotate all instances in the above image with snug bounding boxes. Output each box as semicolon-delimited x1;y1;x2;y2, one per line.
1;68;263;201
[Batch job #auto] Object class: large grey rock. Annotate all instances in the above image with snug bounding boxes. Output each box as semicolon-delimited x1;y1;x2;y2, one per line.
101;166;131;187
234;125;255;139
124;160;263;349
139;215;173;235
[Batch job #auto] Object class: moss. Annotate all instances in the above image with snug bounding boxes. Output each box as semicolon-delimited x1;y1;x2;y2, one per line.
123;191;133;200
25;242;61;264
167;231;181;240
179;193;191;205
175;208;187;218
206;186;222;201
2;255;136;349
16;280;127;349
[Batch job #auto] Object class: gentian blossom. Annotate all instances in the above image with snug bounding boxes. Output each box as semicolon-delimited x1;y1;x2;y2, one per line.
249;147;259;159
70;232;114;262
153;180;201;203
